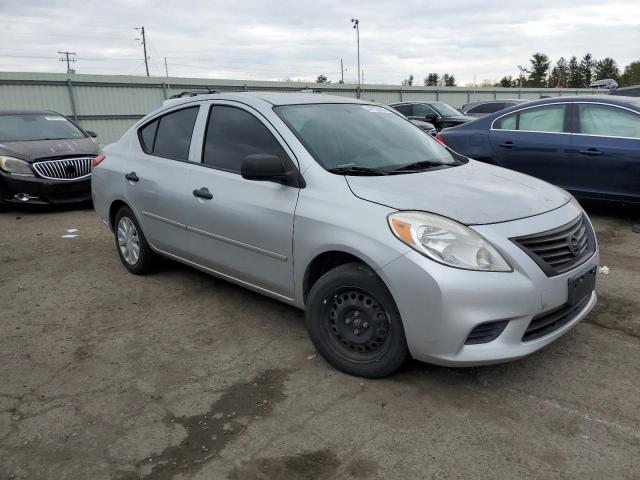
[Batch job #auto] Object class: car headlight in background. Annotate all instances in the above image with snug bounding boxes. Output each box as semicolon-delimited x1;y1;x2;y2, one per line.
0;156;34;176
388;211;512;272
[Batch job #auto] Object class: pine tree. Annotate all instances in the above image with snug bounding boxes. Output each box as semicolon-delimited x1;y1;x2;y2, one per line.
594;58;620;82
424;73;440;86
549;57;569;88
620;61;640;86
567;56;583;88
579;53;595;87
443;74;456;86
527;53;551;87
401;74;414;86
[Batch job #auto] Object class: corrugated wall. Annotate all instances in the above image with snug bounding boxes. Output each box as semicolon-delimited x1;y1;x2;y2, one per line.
0;72;599;144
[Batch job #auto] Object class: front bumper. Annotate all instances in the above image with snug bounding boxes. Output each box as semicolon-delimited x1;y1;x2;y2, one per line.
0;171;92;205
378;201;599;366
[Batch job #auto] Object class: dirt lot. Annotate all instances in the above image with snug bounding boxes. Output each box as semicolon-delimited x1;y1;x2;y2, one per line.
0;203;639;479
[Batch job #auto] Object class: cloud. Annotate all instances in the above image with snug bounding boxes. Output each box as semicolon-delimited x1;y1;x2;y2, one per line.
1;0;638;84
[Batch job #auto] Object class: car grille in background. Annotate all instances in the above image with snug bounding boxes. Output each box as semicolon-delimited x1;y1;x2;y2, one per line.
464;320;509;345
33;157;94;180
522;295;590;342
512;214;595;277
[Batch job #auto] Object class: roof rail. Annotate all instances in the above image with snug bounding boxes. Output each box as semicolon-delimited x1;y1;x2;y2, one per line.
169;88;219;99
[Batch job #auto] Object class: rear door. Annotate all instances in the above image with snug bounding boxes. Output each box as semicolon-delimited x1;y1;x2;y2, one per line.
182;102;300;299
569;102;640;202
124;105;199;257
489;103;574;188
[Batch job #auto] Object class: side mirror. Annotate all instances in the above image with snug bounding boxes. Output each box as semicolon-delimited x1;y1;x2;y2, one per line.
241;154;305;188
86;130;98;138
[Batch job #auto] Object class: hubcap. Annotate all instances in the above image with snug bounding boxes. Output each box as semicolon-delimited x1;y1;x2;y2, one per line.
325;288;390;356
117;217;140;265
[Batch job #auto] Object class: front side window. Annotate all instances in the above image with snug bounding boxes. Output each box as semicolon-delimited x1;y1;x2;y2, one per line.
578;104;640;138
139;106;199;161
202;105;288;173
429;102;462;117
275;103;462;172
413;103;438;117
494;104;566;133
0;114;86;142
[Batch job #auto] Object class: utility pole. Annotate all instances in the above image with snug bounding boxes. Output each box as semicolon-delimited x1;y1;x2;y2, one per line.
340;58;344;84
134;26;150;77
58;51;76;74
164;56;169;77
351;18;361;98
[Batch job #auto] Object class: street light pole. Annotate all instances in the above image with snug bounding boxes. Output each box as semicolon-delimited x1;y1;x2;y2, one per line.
351;18;360;98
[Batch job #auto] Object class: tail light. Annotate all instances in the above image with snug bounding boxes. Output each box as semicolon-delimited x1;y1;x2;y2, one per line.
435;133;446;145
91;154;106;168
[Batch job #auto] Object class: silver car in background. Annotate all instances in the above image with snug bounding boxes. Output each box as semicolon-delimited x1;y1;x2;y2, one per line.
92;92;598;378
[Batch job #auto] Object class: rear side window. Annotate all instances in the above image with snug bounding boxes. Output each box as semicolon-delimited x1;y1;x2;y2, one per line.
494;104;566;133
202;105;288;173
392;104;412;116
139;106;199;160
577;104;640;138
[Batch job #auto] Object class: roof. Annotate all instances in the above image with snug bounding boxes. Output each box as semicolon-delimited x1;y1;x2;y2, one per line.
0;109;57;115
531;95;640;106
164;91;367;108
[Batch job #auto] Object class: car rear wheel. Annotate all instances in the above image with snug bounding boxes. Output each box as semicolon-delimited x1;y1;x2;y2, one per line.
305;262;409;378
114;206;157;274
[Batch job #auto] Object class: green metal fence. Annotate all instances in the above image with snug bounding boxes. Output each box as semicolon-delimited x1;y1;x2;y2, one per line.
0;72;599;144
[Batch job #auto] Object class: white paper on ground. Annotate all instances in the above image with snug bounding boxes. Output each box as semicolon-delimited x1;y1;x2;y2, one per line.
61;234;78;238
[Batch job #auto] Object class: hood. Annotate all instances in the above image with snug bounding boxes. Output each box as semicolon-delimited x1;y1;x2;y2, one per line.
346;160;571;225
0;138;100;163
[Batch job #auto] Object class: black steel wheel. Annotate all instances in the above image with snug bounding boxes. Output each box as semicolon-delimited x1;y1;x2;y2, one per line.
306;262;409;378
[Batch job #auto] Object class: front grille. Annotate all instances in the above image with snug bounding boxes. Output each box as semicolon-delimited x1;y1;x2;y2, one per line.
465;320;509;345
32;156;94;180
512;214;596;277
522;295;590;342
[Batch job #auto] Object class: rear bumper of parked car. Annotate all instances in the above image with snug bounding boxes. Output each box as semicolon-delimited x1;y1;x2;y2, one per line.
0;171;92;205
378;200;598;366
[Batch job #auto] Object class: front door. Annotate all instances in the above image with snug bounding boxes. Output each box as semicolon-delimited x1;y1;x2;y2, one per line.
183;103;299;299
489;103;574;189
569;102;640;202
124;106;199;257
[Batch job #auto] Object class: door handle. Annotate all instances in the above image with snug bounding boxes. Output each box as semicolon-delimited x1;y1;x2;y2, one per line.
499;141;516;149
192;187;213;200
125;172;139;182
578;148;602;156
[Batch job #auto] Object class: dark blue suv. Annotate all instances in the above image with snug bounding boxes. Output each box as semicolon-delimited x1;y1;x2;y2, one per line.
438;96;640;204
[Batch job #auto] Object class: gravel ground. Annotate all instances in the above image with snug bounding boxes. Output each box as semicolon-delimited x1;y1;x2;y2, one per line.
0;202;639;479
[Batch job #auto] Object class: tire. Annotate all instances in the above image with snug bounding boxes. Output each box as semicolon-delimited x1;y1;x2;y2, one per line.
305;262;410;378
114;206;158;275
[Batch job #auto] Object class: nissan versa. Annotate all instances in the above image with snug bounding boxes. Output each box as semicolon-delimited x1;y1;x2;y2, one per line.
0;110;100;205
92;92;599;378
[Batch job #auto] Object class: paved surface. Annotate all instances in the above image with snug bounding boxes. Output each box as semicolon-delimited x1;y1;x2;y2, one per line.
1;203;639;479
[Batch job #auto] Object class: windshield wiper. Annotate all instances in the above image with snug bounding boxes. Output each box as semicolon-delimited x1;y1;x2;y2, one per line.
388;160;449;173
327;166;390;176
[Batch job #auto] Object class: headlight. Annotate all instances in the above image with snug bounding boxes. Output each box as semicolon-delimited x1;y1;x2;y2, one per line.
388;211;512;272
0;156;34;176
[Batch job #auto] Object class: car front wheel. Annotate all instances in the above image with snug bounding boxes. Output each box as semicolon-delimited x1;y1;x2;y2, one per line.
305;262;410;378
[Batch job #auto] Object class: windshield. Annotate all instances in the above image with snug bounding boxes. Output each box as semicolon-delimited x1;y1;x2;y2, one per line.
275;103;462;173
0;114;86;141
430;102;463;117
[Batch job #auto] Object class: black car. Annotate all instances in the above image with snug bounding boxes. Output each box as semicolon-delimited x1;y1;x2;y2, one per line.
438;96;640;204
389;101;475;131
0;110;101;205
409;119;437;136
459;99;529;118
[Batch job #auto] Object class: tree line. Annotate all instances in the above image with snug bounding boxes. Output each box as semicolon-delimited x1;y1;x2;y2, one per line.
397;54;640;89
500;53;640;88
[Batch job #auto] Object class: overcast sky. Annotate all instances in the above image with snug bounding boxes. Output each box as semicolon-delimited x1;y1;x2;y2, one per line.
2;0;639;85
